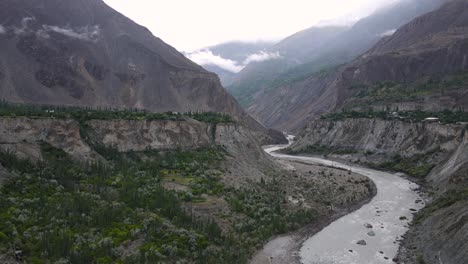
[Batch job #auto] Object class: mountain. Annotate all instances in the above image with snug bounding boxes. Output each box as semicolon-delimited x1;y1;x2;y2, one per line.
229;0;445;108
279;3;468;263
228;26;346;106
185;41;275;86
247;0;454;131
0;0;284;143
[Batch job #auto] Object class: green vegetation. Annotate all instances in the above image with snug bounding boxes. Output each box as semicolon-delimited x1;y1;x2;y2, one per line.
283;145;357;156
377;155;434;178
228;59;341;108
226;180;318;250
322;109;468;124
267;62;339;91
0;100;234;124
414;188;468;224
0;145;320;263
350;71;468;103
368;151;438;178
0;108;320;263
0;145;232;263
416;254;426;264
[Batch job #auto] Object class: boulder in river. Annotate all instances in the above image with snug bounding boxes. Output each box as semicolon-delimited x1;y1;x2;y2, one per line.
357;240;367;245
367;231;376;236
364;223;373;228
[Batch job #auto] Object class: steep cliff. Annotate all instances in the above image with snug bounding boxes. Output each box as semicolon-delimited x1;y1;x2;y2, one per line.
0;117;275;185
289;118;467;264
291;118;465;167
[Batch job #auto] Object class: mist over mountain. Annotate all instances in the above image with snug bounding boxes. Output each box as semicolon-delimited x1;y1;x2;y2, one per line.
228;0;445;107
248;0;468;133
185;41;276;86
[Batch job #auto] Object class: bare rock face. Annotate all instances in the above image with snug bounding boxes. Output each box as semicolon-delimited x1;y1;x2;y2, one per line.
88;119;213;152
0;0;285;144
0;117;100;162
293;119;462;157
0;117;277;185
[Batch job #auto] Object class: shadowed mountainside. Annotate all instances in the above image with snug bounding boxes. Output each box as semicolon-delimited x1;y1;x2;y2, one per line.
0;0;285;143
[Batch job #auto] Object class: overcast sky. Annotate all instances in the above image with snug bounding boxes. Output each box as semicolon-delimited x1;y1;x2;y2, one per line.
104;0;399;52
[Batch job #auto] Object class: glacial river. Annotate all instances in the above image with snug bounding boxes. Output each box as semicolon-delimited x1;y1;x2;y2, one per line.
259;144;425;264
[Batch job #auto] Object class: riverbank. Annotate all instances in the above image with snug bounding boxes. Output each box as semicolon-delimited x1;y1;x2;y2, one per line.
251;146;425;264
250;164;376;264
250;156;377;264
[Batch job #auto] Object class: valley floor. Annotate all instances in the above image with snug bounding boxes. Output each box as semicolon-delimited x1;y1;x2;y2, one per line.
251;158;378;264
252;148;425;264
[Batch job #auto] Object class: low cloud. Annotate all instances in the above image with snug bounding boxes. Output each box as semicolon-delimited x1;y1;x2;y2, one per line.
243;51;282;65
0;25;5;34
380;29;396;37
7;17;100;41
13;17;35;35
187;50;282;73
42;25;101;41
187;50;244;73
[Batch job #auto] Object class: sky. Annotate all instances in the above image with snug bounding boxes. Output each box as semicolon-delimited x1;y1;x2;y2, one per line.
104;0;399;52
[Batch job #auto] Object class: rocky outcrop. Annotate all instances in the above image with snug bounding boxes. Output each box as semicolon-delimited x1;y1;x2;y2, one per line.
290;118;468;264
0;117;100;162
292;119;462;159
400;199;467;264
88;119;214;152
0;117;276;185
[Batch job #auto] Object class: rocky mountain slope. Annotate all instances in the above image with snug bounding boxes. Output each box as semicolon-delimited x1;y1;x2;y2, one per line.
247;0;466;132
229;0;444;109
288;117;467;264
0;0;284;143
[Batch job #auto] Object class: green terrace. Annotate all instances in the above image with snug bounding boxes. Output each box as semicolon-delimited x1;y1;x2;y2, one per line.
321;109;468;124
0;101;235;124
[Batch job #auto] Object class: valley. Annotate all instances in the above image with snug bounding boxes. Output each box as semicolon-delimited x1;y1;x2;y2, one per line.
0;0;467;263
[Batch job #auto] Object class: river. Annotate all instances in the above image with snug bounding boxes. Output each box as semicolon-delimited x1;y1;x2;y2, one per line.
257;143;425;264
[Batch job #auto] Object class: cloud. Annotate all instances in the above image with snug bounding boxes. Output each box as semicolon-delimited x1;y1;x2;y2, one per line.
380;29;396;37
187;49;282;73
0;25;5;34
13;17;35;35
42;25;101;41
243;51;282;65
187;50;244;73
